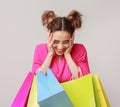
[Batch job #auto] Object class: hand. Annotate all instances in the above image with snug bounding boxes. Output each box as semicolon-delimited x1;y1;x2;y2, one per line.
64;35;74;56
47;30;55;55
70;75;76;80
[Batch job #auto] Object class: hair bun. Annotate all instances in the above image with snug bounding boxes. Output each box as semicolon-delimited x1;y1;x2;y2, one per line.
42;10;56;26
67;10;82;29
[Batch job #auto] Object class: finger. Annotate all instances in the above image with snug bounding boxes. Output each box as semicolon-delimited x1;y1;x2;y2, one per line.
70;35;74;47
69;38;72;46
47;30;51;37
71;35;74;43
47;30;50;43
47;32;53;44
50;34;54;46
70;75;75;80
49;33;54;47
69;38;73;48
47;30;53;41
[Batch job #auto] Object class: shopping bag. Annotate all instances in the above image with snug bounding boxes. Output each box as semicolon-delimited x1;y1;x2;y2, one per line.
27;75;40;107
61;74;96;107
92;74;111;107
36;67;73;107
11;72;34;107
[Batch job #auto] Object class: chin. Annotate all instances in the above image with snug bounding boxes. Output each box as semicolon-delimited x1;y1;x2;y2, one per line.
56;53;64;56
55;51;64;56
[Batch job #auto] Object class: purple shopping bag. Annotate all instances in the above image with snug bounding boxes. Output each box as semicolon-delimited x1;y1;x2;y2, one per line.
11;72;34;107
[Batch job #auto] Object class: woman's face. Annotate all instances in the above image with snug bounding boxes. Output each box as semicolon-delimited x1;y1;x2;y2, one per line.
52;31;72;56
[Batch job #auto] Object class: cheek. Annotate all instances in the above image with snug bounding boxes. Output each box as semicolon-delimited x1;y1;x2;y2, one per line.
52;44;57;48
64;44;69;48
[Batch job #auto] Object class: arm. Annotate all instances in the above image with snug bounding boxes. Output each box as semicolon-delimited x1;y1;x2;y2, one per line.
38;30;55;74
64;37;90;79
72;44;90;77
39;53;53;75
64;54;80;79
64;36;81;79
32;44;54;75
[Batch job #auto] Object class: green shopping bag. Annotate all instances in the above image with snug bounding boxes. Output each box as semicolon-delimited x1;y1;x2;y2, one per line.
61;74;96;107
27;75;40;107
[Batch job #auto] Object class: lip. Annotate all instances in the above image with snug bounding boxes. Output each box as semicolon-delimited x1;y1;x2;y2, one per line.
55;49;64;54
56;49;63;52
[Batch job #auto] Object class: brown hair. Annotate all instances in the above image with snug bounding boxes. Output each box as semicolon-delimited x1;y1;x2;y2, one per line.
42;10;82;35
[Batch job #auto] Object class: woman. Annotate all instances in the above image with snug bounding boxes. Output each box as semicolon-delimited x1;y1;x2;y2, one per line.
32;10;90;83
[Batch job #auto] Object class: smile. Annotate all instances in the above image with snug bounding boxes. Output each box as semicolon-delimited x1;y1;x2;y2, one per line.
56;49;64;54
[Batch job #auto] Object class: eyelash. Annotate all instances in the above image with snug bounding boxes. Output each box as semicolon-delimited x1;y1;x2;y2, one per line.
54;41;59;44
63;41;69;44
54;40;69;44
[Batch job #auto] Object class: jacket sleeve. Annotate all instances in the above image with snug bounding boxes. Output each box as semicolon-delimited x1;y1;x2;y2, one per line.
32;45;42;74
72;44;90;76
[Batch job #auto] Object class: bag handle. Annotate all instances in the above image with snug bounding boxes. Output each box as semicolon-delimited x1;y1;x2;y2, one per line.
78;66;83;77
70;67;83;80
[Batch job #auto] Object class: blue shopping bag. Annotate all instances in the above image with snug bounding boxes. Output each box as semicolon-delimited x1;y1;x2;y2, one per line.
36;67;73;107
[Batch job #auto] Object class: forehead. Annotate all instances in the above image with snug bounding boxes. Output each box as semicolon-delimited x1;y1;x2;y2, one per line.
52;31;71;40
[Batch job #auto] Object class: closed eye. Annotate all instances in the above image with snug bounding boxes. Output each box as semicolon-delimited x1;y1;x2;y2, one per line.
63;40;69;44
54;40;59;44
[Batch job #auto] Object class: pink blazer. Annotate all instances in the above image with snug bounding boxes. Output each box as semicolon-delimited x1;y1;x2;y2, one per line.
32;43;90;83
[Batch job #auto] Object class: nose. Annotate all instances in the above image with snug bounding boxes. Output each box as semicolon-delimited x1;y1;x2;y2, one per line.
58;43;63;50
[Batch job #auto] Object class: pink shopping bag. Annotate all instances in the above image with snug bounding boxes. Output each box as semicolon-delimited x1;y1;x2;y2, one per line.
11;72;34;107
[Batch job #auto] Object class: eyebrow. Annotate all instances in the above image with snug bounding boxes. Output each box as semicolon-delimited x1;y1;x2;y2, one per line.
54;39;69;42
54;40;59;41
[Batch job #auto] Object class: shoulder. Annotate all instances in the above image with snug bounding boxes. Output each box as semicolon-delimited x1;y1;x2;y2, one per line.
71;44;87;58
33;43;48;58
34;43;47;51
72;44;87;52
35;43;47;49
34;43;48;55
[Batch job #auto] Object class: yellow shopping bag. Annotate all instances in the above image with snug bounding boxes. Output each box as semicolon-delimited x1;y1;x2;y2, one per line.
61;73;111;107
27;75;40;107
61;74;96;107
92;74;111;107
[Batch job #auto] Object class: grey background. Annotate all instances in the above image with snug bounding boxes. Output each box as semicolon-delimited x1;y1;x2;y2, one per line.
0;0;120;107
